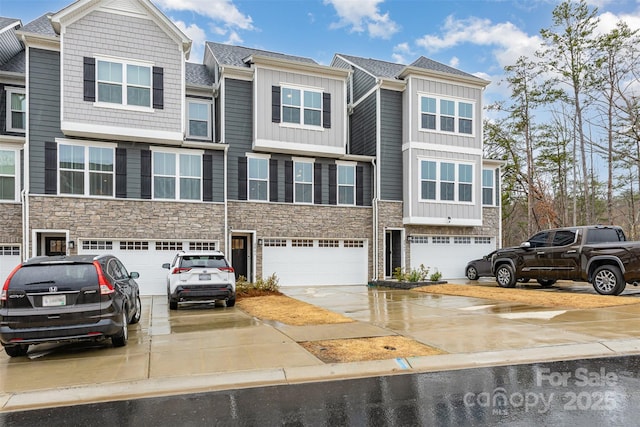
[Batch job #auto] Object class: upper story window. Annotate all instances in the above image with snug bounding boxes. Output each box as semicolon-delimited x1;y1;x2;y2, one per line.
420;95;475;136
6;88;25;133
420;159;474;204
337;163;355;205
153;150;202;201
482;169;495;206
187;100;212;140
96;59;151;108
0;148;18;201
294;160;313;203
282;87;322;127
59;143;114;197
248;156;268;201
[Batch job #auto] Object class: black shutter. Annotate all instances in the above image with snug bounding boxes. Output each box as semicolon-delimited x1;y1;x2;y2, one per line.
314;163;322;205
153;67;164;109
238;157;247;200
141;150;151;199
356;165;364;206
269;159;278;202
83;57;95;102
203;154;213;202
44;141;57;195
328;164;337;205
284;160;293;203
322;92;331;129
116;148;127;198
272;86;281;123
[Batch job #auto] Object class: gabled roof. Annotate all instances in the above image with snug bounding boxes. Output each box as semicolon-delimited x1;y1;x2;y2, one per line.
19;14;56;37
409;56;480;80
186;62;214;87
0;50;25;73
206;42;317;67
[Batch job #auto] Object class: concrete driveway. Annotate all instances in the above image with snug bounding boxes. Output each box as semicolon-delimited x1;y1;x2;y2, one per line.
2;280;640;411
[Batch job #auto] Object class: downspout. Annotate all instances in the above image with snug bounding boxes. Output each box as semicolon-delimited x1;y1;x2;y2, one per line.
371;158;378;280
374;79;382;280
224;145;229;255
23;41;30;261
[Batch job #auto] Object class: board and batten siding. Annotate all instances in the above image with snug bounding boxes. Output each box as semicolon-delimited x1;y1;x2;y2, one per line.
254;67;346;152
29;48;63;195
225;78;253;200
380;89;403;201
61;10;183;134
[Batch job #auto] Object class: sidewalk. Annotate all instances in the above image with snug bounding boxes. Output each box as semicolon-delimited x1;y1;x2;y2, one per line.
2;282;640;411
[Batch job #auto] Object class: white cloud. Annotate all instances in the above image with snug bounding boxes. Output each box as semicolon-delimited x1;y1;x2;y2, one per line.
449;56;460;68
324;0;400;39
154;0;253;30
392;42;412;64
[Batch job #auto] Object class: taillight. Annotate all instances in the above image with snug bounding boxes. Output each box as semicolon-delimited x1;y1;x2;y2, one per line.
171;267;191;274
93;261;115;295
220;266;235;273
1;264;22;301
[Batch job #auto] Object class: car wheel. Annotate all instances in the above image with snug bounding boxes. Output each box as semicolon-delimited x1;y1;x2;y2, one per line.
4;344;28;357
226;296;236;307
130;295;142;324
592;265;625;296
112;311;129;347
466;266;479;281
169;300;178;310
537;279;556;288
495;264;516;288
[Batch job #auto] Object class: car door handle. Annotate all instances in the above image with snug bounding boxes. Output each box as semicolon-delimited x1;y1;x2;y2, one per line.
566;250;577;254
537;252;545;255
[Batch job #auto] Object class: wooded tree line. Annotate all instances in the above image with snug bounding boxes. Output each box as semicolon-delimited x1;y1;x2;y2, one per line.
484;0;640;246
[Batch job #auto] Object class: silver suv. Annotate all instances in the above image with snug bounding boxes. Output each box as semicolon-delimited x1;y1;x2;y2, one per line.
162;251;236;310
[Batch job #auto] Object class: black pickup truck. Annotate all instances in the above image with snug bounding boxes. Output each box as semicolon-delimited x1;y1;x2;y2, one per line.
491;225;640;295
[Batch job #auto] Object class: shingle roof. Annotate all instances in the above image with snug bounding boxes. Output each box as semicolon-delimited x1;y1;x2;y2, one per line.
0;50;24;73
409;56;479;80
0;17;20;29
20;14;56;37
206;42;317;67
186;62;214;86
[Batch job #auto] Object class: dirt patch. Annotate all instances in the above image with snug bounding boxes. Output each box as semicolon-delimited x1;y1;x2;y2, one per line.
414;284;640;309
300;336;445;363
236;294;354;326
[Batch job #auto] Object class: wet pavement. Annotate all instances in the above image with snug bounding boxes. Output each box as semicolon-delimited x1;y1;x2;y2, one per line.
2;280;640;412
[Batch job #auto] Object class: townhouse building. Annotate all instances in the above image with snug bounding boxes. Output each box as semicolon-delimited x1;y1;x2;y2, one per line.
0;0;501;294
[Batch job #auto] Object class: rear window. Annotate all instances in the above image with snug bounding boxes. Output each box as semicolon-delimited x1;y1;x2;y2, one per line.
9;264;98;288
585;228;626;244
179;255;228;269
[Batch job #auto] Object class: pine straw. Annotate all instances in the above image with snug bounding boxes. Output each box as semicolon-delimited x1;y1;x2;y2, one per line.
413;284;640;309
236;294;354;326
300;336;445;363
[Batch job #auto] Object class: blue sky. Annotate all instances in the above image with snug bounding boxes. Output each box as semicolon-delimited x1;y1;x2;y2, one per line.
2;0;640;102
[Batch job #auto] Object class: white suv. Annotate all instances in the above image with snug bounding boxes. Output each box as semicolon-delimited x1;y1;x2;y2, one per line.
162;251;236;310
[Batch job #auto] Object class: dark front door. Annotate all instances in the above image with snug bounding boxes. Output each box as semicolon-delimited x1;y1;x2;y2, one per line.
231;236;248;280
45;237;67;256
385;230;402;278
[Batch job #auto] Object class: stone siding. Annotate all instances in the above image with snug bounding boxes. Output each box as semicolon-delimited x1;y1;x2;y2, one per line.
0;203;22;243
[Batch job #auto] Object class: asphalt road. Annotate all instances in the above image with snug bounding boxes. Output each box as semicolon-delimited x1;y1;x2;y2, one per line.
2;355;639;426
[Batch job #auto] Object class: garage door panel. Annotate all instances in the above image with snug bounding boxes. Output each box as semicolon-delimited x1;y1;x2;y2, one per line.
410;237;494;279
0;245;21;285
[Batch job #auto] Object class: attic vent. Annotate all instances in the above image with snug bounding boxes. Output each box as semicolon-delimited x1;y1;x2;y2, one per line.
100;0;148;17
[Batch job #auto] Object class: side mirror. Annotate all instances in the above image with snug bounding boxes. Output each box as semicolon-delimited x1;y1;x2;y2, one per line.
162;263;170;269
520;242;531;249
130;272;140;279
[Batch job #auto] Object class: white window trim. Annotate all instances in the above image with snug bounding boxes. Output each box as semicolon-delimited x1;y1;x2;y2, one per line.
418;93;476;137
151;147;204;201
336;160;356;206
482;168;496;206
186;99;213;140
57;139;116;198
6;87;25;133
419;158;475;205
94;56;154;112
247;153;271;202
0;145;19;202
293;157;315;204
280;84;325;130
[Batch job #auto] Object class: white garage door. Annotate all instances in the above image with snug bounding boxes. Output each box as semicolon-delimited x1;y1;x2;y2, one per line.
79;240;218;295
262;238;367;286
0;245;21;285
410;236;494;279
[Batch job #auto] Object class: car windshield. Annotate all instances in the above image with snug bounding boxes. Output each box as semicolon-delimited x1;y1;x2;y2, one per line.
10;264;98;287
179;256;228;269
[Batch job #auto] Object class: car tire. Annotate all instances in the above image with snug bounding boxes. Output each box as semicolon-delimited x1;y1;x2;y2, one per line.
112;311;129;347
169;300;178;310
130;295;142;324
495;264;516;288
4;344;28;357
466;266;479;281
226;296;236;307
592;265;625;296
537;279;556;287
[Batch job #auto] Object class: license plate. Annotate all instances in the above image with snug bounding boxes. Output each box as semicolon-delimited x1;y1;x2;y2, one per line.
199;274;211;281
43;294;66;307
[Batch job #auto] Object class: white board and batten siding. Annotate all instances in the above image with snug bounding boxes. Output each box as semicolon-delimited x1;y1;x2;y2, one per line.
78;240;219;296
410;236;494;279
262;238;368;286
